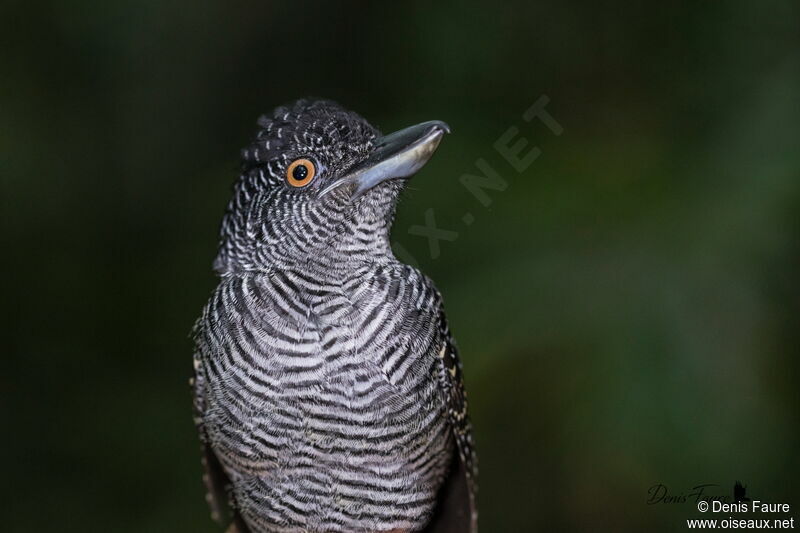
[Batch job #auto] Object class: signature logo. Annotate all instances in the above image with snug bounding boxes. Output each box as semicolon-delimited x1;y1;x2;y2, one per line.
647;482;753;505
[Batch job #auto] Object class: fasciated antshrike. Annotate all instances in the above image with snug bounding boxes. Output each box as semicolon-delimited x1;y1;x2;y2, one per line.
192;100;477;533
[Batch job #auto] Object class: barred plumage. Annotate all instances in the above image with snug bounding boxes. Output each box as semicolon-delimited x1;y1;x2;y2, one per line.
193;100;476;533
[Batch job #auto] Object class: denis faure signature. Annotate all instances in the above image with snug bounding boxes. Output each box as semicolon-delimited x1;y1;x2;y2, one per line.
647;482;752;505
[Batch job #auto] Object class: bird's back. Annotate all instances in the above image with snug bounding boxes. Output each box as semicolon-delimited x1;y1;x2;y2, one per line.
194;262;455;532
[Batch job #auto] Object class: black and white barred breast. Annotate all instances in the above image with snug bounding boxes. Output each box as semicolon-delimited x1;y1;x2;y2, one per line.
193;263;455;532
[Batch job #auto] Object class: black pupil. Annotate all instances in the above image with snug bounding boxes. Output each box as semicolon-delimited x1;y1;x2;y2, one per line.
292;163;309;181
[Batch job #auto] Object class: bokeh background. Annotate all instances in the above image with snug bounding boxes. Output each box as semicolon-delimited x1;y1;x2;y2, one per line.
3;1;799;531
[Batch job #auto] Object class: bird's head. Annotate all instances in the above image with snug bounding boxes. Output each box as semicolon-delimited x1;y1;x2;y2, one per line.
214;99;448;274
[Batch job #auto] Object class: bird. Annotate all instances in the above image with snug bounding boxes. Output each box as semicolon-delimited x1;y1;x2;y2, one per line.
191;99;477;533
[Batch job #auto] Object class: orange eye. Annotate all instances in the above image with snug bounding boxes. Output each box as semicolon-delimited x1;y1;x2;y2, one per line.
286;158;316;187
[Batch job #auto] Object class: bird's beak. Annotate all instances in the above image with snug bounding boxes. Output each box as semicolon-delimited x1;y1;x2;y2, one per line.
320;120;450;198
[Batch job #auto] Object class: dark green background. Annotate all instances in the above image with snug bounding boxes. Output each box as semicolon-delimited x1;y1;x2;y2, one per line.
3;1;798;531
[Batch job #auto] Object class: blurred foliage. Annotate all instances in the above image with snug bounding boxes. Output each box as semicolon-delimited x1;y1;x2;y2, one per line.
2;1;799;531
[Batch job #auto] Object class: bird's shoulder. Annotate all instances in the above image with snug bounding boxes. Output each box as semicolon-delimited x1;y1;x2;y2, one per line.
347;261;441;308
358;261;478;527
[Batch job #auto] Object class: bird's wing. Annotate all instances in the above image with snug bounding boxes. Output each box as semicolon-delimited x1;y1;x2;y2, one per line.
192;354;251;533
424;300;478;533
